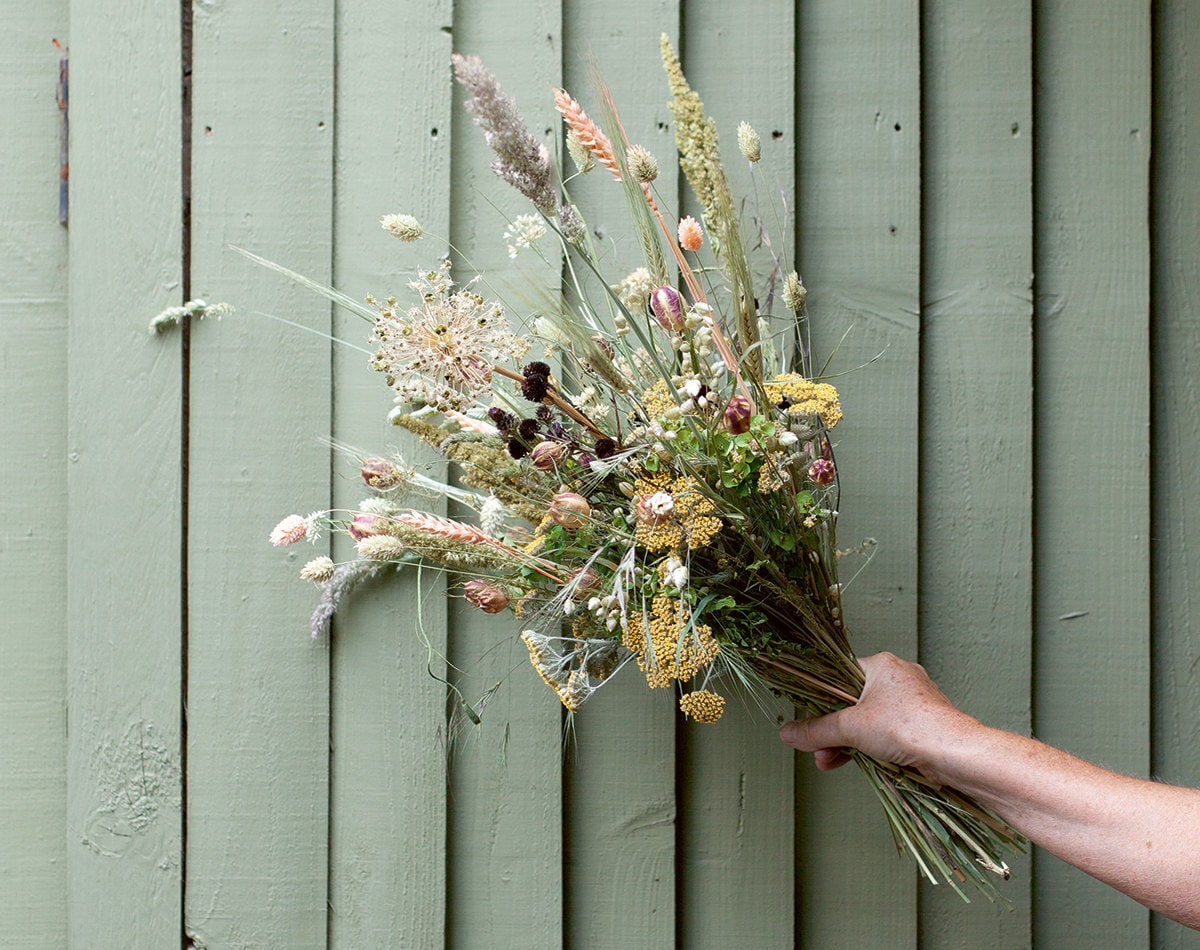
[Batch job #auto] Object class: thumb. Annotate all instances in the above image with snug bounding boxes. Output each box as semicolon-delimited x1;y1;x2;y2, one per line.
779;710;850;753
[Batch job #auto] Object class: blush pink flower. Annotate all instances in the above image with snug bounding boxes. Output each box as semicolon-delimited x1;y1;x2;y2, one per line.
269;514;308;546
677;215;703;252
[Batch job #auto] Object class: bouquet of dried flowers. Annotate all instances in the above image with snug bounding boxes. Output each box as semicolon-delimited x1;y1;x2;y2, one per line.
261;37;1023;902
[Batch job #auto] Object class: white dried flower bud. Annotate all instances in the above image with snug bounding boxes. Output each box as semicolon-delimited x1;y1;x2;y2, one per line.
380;213;423;242
300;556;336;583
737;121;762;163
783;271;807;311
627;144;658;183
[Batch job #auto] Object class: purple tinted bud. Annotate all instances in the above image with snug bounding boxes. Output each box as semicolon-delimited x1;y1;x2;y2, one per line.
650;285;684;331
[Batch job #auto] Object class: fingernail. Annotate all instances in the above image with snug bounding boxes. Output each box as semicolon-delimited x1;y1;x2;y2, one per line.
779;721;799;744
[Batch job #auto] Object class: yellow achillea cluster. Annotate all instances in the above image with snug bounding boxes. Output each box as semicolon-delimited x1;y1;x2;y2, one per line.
633;471;722;552
679;689;726;723
623;596;719;688
756;452;787;494
640;380;677;421
763;374;843;429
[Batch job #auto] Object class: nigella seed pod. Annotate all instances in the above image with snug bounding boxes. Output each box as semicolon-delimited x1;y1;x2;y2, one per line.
549;491;591;530
807;458;836;486
360;456;402;490
348;512;388;541
530;440;566;470
569;568;602;596
464;579;510;613
723;394;753;434
650;285;684;332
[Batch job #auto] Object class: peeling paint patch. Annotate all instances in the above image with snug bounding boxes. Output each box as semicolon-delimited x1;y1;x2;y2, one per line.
82;720;181;859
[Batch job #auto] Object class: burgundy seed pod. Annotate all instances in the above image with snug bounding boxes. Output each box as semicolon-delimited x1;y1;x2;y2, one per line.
464;579;510;614
348;512;388;541
807;458;836;486
723;394;752;434
530;440;566;470
360;456;402;490
549;491;591;530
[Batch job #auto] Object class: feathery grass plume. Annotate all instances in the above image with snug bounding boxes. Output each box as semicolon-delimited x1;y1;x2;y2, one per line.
389;411;453;449
452;53;557;215
553;88;620;179
659;35;723;218
311;561;385;639
589;79;671;288
149;298;233;333
659;34;760;377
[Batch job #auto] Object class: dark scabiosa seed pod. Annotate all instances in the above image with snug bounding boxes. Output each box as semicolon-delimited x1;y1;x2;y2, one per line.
517;418;540;442
487;406;517;433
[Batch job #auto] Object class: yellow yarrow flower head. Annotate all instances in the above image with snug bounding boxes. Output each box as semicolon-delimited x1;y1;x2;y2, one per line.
763;374;843;429
623;595;719;688
679;689;726;723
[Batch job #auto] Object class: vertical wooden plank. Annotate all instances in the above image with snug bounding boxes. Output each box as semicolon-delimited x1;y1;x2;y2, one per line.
447;4;567;948
918;0;1034;940
1032;1;1151;944
327;3;452;947
185;3;333;947
0;9;69;947
65;1;183;945
677;7;795;948
796;1;921;944
558;18;679;948
1150;1;1200;946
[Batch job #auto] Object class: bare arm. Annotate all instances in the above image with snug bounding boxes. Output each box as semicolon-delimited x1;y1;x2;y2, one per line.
779;652;1200;929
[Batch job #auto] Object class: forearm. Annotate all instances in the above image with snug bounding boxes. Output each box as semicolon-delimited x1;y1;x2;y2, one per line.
930;719;1200;928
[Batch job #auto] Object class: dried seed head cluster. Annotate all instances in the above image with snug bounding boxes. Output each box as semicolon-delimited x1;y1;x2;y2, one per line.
370;261;530;411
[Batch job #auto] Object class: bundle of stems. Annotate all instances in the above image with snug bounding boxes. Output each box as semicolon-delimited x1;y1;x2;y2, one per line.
262;37;1024;903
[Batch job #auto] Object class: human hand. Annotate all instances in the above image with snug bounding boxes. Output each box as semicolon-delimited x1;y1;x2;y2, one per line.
778;652;976;783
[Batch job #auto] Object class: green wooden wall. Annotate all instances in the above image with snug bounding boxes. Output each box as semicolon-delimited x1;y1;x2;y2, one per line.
3;1;1198;947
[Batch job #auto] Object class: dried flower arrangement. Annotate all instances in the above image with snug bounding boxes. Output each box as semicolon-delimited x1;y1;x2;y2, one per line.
256;36;1024;902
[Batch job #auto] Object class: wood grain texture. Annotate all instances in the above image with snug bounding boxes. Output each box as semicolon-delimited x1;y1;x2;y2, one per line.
327;2;453;946
677;5;796;947
558;16;680;948
1150;1;1200;945
446;4;569;947
795;1;921;943
1032;1;1151;943
0;7;69;947
65;1;183;945
184;3;333;947
918;0;1034;941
